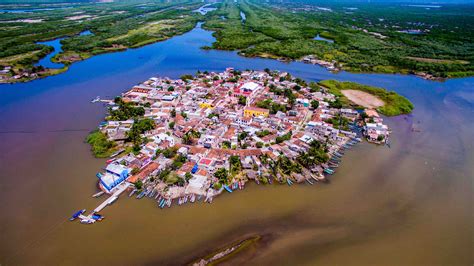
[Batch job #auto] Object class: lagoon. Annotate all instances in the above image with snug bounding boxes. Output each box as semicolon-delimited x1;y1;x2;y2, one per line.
0;23;473;265
314;34;334;43
35;30;94;69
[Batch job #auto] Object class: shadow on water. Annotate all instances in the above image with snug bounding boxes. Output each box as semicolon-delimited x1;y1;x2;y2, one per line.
0;23;473;265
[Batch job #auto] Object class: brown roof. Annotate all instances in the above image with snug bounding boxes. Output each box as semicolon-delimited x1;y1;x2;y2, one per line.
128;162;159;183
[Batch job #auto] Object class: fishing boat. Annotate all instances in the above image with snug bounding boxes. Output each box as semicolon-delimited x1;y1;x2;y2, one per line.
91;96;100;103
136;190;145;199
80;219;94;224
69;209;86;221
159;198;165;208
324;168;334;174
92;191;104;198
109;149;125;158
223;185;233;193
92;213;104;221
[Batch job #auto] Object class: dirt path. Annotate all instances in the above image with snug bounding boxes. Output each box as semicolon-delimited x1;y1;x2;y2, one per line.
341;90;385;108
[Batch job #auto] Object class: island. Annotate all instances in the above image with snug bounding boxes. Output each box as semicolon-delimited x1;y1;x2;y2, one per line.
73;68;413;224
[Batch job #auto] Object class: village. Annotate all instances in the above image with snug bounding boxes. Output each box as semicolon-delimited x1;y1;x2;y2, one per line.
72;68;390;224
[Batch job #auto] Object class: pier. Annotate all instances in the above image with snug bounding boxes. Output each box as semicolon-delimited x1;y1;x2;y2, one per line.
77;182;130;224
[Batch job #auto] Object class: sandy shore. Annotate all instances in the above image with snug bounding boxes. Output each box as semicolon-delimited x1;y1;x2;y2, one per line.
341;89;384;108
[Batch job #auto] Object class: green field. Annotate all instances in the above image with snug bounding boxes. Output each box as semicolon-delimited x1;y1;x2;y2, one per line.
318;80;414;116
203;0;474;79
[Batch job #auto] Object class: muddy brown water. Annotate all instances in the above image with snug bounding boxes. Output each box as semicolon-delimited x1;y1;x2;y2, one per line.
0;24;473;265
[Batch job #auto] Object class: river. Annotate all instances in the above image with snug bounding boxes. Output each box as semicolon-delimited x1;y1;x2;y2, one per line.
0;23;473;265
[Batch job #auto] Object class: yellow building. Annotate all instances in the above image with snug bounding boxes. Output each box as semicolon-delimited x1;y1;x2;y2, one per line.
199;102;214;109
244;106;269;118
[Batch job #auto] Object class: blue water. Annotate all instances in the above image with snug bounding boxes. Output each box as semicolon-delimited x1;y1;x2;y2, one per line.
313;34;334;43
35;30;94;69
0;6;71;13
240;11;246;22
79;30;92;36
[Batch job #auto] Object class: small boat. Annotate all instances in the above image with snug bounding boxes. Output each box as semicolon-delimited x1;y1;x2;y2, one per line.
306;179;314;185
80;219;94;224
197;195;202;201
255;178;260;185
137;191;145;199
223;185;233;193
69;209;86;221
128;189;137;197
324;169;334;174
91;96;100;103
159;198;166;208
155;193;160;200
190;194;196;203
110;149;125;158
92;213;104;221
167;198;172;208
92;191;104;198
105;159;114;164
96;173;103;178
287;179;293;186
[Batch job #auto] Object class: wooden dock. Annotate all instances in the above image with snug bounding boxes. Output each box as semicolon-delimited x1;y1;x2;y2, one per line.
79;182;130;224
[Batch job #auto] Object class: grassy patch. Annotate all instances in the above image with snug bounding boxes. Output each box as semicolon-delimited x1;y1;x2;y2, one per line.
318;80;414;116
86;130;116;158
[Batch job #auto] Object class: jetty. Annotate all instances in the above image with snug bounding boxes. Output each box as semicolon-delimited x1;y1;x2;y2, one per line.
74;182;130;224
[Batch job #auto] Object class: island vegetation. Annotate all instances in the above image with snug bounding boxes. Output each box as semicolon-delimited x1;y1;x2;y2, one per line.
2;0;472;83
202;0;474;79
318;80;414;116
0;0;203;82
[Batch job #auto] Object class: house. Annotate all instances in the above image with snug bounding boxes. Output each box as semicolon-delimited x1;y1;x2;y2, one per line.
244;106;269;118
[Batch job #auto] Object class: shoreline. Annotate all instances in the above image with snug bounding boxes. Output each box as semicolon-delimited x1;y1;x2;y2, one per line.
1;21;469;84
75;68;405;224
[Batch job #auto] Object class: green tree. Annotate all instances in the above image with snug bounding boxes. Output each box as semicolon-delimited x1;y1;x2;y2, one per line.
238;96;247;105
311;100;319;109
214;168;228;184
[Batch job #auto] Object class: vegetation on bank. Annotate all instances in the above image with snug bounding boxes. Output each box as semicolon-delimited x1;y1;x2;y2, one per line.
318;80;414;116
0;0;202;82
86;130;116;158
2;0;473;83
202;0;474;79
